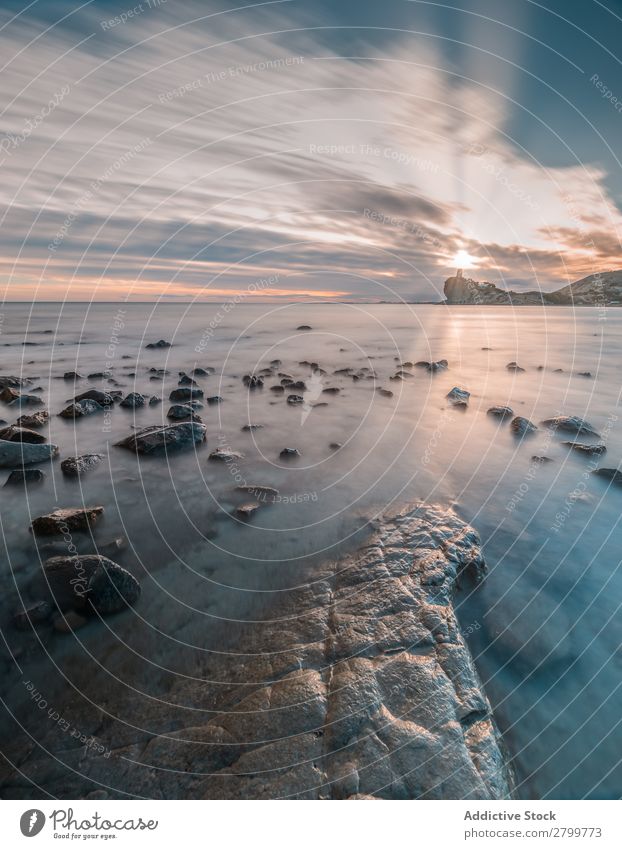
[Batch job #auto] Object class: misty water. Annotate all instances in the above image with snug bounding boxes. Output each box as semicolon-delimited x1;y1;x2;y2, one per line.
1;301;621;799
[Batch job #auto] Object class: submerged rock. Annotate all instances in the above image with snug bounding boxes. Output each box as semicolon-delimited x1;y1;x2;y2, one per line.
61;454;104;476
296;325;312;330
506;361;525;372
415;359;448;372
167;404;202;422
0;425;47;444
206;396;223;405
592;468;622;486
63;371;83;380
146;339;171;349
74;388;114;405
17;410;49;428
243;374;264;389
116;422;207;455
270;385;285;393
209;448;244;462
241;424;263;431
487;406;514;420
7;393;43;407
44;554;140;615
58;399;103;419
280;447;301;459
31;506;104;535
446;387;470;407
0;440;59;467
562;442;606;456
169;387;204;403
287;394;304;405
541;416;600;437
531;455;553;463
119;392;146;409
376;388;393;398
510;416;537;436
4;468;46;485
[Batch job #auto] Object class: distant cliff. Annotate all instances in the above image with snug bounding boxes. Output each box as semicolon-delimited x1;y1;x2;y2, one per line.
443;270;622;306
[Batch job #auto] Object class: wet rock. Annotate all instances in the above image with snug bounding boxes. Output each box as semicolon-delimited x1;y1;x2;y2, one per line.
88;371;112;380
149;367;169;376
178;374;198;386
510;416;537;436
296;325;312;330
167;404;202;422
541;416;600;437
236;502;261;519
487;406;514;420
287;394;304;405
119;392;146;409
446;387;470;407
0;440;59;467
0;375;28;389
206;396;223;405
45;554;140;615
236;485;279;502
290;381;307;391
0;425;47;444
148;395;161;406
116;422;207;455
322;387;340;395
531;456;553;463
376;388;393;398
562;442;606;456
17;410;49;428
8;393;43;407
329;442;342;450
0;386;21;403
280;447;301;459
415;359;448;372
592;468;622;486
58;399;104;418
13;601;52;631
146;339;171;349
241;424;263;431
4;468;46;485
61;454;104;477
31;506;104;535
243;374;264;389
506;362;525;372
169;387;204;403
270;385;285;393
280;378;294;387
270;359;282;368
209;448;244;461
74;388;114;406
577;371;592;378
63;371;83;380
191;367;214;376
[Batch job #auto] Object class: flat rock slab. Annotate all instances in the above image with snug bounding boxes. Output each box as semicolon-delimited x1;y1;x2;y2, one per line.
116;422;207;455
541;416;600;437
31;506;104;535
0;440;58;467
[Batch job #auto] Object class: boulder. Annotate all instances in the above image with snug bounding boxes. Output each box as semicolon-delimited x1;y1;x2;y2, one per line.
541;416;600;437
242;374;264;389
0;440;58;467
58;399;103;418
562;442;606;456
31;506;104;535
446;387;470;407
4;468;46;485
287;394;304;405
44;554;140;615
487;406;514;419
63;371;83;380
167;404;202;422
241;424;263;431
17;411;49;428
7;393;43;407
510;416;537;436
119;392;146;409
0;386;21;403
60;454;104;477
169;387;204;402
74;388;114;406
0;425;47;444
115;422;207;455
592;468;622;486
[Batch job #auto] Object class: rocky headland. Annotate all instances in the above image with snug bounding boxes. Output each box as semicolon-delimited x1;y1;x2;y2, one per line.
443;269;622;306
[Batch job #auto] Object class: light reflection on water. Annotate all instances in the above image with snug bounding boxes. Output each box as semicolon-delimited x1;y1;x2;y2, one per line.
1;301;621;798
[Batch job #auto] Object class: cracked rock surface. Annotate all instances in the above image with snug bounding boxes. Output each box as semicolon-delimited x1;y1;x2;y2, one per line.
0;504;512;799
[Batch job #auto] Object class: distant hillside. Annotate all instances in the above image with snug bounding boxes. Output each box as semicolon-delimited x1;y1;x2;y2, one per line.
443;270;622;306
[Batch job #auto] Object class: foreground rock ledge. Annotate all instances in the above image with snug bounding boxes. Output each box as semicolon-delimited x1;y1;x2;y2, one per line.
151;504;512;800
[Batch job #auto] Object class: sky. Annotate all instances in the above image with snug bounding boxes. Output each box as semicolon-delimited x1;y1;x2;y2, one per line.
0;0;621;302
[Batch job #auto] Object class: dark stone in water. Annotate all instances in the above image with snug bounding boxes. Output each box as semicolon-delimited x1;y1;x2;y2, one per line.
592;468;622;485
415;359;448;372
0;441;58;467
531;456;553;463
0;425;46;444
487;406;513;420
116;422;207;455
541;416;599;437
167;404;201;421
63;371;83;380
322;387;340;395
562;442;606;456
13;601;52;631
446;387;470;407
178;374;198;386
296;325;312;330
61;454;103;477
242;424;263;431
206;396;223;405
506;361;525;372
4;468;46;486
146;339;171;349
236;502;261;519
270;385;285;393
510;416;537;436
17;411;49;428
120;392;146;408
280;447;301;458
44;554;140;615
287;394;304;405
31;506;104;535
169;387;204;402
243;374;264;389
74;388;114;406
59;399;103;418
209;448;244;461
376;388;393;398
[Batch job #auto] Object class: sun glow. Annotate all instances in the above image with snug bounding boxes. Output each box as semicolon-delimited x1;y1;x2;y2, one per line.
451;249;480;270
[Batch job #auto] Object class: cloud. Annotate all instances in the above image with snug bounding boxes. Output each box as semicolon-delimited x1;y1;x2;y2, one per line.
0;1;620;300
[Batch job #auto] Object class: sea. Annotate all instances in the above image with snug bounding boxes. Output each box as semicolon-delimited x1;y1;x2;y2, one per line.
1;300;621;799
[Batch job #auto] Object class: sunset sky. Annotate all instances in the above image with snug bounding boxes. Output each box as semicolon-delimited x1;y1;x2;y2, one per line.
0;0;620;301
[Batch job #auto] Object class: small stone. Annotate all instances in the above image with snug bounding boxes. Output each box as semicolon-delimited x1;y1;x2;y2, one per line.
206;396;223;405
280;447;301;459
146;339;171;349
169;387;204;402
531;456;553;463
0;425;47;444
270;385;285;393
446;387;470;407
487;406;514;419
17;411;49;428
296;325;312;330
510;416;537;436
242;424;263;431
287;394;304;405
63;371;83;380
592;468;622;485
329;442;342;450
506;361;525;372
119;392;146;408
243;374;264;389
60;454;103;477
562;442;606;456
376;388;393;398
209;448;244;461
541;416;600;437
236;502;261;519
31;506;104;535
